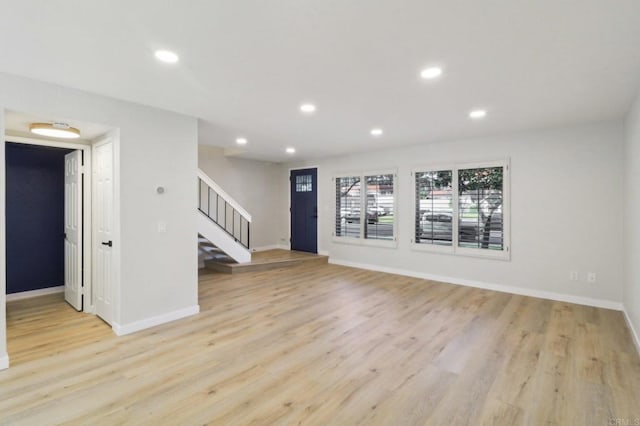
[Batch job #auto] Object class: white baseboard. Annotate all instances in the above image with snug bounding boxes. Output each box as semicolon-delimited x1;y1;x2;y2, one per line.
318;250;330;256
6;286;64;302
112;305;200;336
623;307;640;356
0;353;9;370
328;258;624;311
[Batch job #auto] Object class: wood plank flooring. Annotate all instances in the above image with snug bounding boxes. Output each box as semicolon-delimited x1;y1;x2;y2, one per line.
5;293;114;365
1;262;639;425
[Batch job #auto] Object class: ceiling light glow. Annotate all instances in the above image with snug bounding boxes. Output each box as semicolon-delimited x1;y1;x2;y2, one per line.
420;67;443;79
286;147;296;154
300;104;316;114
155;50;179;63
370;128;383;136
236;138;248;145
30;122;80;139
469;109;487;119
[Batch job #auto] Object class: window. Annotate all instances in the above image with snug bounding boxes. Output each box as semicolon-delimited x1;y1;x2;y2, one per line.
413;161;509;259
415;170;453;246
334;171;397;245
335;176;361;238
365;174;394;241
296;174;312;192
458;166;504;251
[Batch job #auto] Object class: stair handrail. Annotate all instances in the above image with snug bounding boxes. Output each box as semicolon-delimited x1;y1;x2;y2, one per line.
197;169;252;222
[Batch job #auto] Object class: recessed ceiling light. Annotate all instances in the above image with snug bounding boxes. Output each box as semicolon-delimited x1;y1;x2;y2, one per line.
370;128;383;136
420;67;443;79
469;109;487;119
300;104;316;114
30;122;80;139
236;138;248;145
155;50;179;63
286;147;296;154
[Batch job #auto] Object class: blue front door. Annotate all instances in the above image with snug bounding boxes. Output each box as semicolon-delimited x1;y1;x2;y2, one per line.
290;168;318;253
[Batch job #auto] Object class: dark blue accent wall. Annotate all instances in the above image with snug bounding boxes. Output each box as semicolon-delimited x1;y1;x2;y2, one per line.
5;142;74;294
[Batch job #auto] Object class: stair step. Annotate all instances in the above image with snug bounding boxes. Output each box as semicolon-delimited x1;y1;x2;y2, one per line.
198;234;235;266
200;245;224;253
211;252;233;260
207;256;235;264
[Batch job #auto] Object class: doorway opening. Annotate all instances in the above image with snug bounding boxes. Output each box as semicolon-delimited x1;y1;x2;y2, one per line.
3;127;115;367
5;137;94;309
5;143;74;301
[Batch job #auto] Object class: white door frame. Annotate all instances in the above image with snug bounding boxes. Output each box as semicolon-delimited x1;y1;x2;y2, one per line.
3;135;94;313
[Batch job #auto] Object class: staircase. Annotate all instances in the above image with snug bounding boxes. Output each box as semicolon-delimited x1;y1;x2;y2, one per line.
198;234;236;264
198;169;251;266
198;170;329;274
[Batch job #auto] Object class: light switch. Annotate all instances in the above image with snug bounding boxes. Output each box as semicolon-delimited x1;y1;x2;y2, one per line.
158;221;167;233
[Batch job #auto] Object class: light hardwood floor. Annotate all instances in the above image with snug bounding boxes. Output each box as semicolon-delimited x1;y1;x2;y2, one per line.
1;263;640;425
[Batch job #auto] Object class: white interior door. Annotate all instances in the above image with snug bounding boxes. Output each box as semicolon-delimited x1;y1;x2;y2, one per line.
94;139;114;324
64;150;83;311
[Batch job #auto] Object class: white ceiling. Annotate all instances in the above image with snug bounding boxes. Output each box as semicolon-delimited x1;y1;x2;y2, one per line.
1;1;639;162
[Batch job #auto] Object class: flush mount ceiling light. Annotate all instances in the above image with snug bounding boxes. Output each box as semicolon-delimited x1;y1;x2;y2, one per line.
420;67;443;80
469;109;487;119
299;103;316;114
236;137;248;145
30;122;80;139
286;147;296;154
154;50;179;63
370;128;383;136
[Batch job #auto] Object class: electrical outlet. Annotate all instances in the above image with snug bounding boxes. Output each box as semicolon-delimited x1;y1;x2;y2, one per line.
569;271;579;281
587;272;597;283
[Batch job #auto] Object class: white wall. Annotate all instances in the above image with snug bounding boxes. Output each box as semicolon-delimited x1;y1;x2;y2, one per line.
624;91;640;346
287;122;625;306
198;145;285;249
0;73;199;363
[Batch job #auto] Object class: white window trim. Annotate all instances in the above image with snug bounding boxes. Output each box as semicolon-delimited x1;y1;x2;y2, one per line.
333;169;398;248
411;159;510;260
